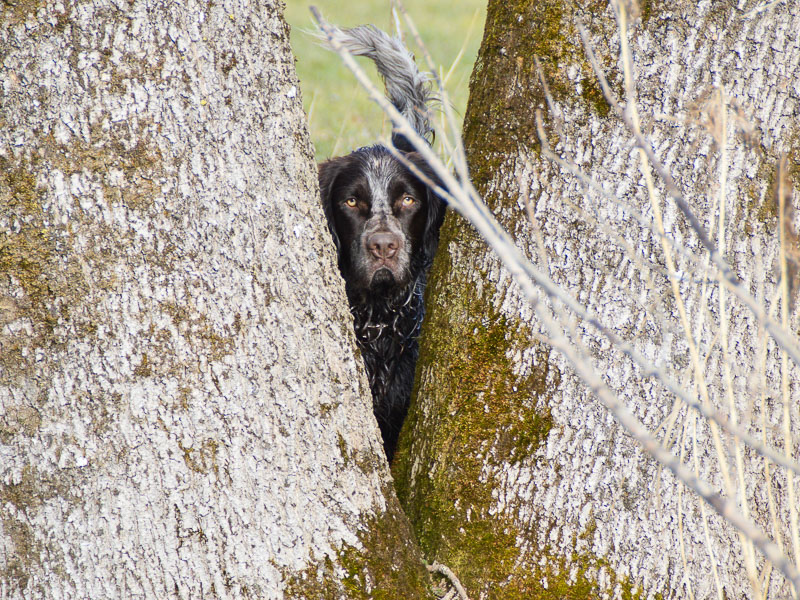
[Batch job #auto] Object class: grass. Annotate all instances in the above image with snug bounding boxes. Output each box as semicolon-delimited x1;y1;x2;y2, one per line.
283;0;486;160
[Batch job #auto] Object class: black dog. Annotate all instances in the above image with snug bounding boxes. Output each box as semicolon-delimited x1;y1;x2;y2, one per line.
318;25;446;462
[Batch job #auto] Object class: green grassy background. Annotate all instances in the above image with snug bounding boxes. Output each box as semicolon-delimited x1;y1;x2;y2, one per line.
283;0;486;160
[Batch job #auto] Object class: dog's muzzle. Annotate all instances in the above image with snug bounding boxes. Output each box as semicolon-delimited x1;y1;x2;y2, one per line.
367;231;402;260
364;229;405;288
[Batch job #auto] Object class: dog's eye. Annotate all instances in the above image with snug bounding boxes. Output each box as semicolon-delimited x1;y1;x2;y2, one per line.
344;197;358;208
401;195;416;207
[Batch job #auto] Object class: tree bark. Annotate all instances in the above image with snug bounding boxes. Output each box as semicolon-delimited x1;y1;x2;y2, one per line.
396;1;800;598
0;1;427;597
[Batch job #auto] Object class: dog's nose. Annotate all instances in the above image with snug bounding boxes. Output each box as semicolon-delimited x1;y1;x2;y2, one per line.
367;231;401;259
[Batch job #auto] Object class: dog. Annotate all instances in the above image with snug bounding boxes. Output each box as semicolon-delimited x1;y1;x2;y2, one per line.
317;25;446;462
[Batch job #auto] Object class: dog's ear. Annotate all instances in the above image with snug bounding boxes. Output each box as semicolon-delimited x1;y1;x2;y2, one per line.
406;153;447;258
318;156;348;251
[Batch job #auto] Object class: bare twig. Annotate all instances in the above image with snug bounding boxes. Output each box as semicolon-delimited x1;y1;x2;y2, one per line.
578;22;800;373
312;6;800;591
392;0;469;177
405;121;800;479
427;562;470;600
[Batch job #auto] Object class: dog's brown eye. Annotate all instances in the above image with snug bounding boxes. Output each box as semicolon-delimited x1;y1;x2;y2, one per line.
344;197;357;208
401;195;415;207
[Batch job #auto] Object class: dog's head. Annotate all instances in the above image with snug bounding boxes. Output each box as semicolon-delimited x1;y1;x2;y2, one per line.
319;146;445;299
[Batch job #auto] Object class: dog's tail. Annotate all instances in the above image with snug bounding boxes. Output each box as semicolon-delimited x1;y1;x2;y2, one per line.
321;25;434;152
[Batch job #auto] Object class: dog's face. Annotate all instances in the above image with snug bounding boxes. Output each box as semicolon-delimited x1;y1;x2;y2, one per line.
319;146;444;298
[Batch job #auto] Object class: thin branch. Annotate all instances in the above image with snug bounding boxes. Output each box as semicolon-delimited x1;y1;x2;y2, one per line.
314;6;800;480
312;7;800;590
578;22;800;373
392;0;469;177
427;562;470;600
778;153;800;582
400;124;800;479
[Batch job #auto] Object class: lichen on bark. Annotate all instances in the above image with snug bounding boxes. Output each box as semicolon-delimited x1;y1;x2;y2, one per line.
398;0;800;597
463;0;615;199
1;1;424;597
392;217;562;598
282;492;432;600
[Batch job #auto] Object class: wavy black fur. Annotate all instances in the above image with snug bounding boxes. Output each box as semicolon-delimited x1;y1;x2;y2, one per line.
318;26;446;462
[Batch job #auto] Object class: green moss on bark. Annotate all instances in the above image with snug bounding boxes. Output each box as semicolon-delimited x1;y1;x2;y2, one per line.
0;465;75;592
392;8;580;594
0;0;42;23
393;220;561;598
0;158;54;316
282;495;432;599
462;0;614;197
390;1;671;596
0;155;77;381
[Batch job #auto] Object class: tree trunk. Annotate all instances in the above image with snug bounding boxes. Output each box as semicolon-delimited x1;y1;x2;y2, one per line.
0;1;427;597
395;1;800;598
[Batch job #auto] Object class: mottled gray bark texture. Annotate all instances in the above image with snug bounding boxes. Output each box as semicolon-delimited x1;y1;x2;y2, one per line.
395;1;800;598
0;1;428;598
